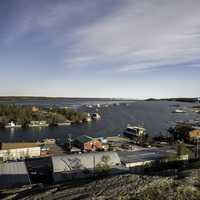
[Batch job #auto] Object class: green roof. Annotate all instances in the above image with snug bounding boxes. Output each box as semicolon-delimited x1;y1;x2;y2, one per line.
75;135;95;144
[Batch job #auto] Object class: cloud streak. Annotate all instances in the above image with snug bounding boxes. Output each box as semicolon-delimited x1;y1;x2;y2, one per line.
0;0;200;97
61;0;200;73
1;0;200;74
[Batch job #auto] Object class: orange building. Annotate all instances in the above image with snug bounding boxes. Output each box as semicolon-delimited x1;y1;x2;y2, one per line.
189;129;200;142
74;135;104;152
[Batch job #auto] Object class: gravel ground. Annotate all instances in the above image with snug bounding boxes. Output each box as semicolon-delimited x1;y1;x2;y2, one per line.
0;168;200;200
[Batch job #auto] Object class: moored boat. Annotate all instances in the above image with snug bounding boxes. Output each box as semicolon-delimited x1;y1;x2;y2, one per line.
91;113;101;120
28;120;49;127
123;124;147;139
5;121;22;128
172;109;186;113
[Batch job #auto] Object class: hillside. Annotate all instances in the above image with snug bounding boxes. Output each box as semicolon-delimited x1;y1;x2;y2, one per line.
1;167;200;200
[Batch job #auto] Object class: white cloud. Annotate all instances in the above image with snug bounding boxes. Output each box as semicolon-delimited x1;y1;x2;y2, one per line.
2;0;200;73
63;0;200;72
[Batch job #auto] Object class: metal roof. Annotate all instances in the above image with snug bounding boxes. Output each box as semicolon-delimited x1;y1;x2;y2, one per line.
118;147;177;164
0;142;40;150
52;151;121;173
0;161;30;188
74;135;95;144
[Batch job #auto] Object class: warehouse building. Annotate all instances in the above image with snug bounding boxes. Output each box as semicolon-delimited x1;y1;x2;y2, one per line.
0;161;30;188
52;151;121;182
0;143;41;161
118;147;177;168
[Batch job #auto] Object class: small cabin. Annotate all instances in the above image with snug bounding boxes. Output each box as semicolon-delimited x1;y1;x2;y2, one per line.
74;135;104;152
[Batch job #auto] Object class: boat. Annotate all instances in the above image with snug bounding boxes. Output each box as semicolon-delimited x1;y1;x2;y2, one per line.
5;121;22;128
91;113;101;120
86;105;93;108
123;125;147;139
57;121;71;126
28;120;49;127
172;109;186;113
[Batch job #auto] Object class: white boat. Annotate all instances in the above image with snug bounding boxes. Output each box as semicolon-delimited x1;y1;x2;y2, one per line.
173;109;186;113
86;105;93;108
92;113;101;120
57;121;71;126
124;125;147;139
96;104;101;108
28;120;49;127
5;121;22;128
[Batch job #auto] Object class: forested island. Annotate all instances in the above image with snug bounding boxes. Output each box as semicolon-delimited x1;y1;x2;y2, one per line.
0;105;90;128
145;97;199;103
162;97;199;103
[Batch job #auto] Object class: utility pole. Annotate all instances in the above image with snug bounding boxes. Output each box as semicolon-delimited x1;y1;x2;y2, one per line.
67;134;72;151
196;137;199;159
93;155;96;177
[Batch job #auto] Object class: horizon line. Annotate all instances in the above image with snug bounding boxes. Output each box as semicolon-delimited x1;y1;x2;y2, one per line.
0;95;198;100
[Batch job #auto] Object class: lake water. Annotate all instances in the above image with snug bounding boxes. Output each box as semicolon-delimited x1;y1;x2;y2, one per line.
0;99;199;142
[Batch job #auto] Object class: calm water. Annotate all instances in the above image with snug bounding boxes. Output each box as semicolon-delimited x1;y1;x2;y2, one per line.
0;99;199;142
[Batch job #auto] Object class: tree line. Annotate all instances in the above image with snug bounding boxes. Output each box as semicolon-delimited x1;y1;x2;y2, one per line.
0;105;88;128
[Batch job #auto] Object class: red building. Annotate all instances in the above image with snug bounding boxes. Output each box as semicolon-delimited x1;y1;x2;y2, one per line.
74;135;104;152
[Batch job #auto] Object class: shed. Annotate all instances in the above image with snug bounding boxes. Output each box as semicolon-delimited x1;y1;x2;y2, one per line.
52;151;120;182
0;161;30;188
74;135;104;151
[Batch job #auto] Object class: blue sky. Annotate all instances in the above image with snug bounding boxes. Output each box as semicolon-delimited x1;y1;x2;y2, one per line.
0;0;200;98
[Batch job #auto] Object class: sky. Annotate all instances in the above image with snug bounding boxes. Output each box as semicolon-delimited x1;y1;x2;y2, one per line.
0;0;200;99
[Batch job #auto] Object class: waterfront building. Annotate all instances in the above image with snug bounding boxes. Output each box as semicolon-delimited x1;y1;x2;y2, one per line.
74;135;104;152
0;143;41;161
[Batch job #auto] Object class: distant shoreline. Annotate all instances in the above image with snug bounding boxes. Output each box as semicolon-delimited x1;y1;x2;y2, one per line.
0;96;138;102
0;96;198;102
0;96;198;101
